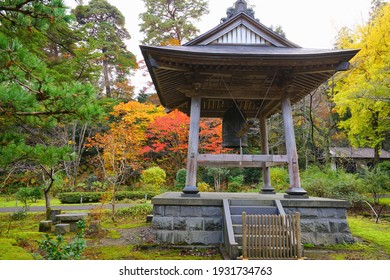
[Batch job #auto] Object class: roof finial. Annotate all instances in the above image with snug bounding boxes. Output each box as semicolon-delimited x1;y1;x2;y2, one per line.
221;0;256;23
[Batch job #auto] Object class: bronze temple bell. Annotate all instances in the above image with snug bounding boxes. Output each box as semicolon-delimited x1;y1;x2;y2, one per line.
222;106;248;148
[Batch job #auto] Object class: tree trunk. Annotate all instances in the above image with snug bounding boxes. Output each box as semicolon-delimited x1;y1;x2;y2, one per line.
374;144;380;167
372;111;381;167
42;167;55;220
44;188;52;220
102;48;111;97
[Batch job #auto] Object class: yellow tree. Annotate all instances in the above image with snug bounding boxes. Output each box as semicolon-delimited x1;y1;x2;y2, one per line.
86;101;164;219
333;2;390;164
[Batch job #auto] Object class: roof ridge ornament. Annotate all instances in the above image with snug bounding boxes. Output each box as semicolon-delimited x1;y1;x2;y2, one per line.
221;0;258;23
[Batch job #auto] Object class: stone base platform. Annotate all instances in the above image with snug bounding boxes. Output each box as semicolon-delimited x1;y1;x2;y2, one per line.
152;192;354;246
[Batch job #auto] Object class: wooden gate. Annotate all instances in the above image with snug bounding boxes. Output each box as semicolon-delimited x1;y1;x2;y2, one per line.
242;212;302;259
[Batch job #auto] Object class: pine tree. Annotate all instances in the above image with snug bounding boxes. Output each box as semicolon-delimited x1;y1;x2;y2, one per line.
73;0;137;98
139;0;209;45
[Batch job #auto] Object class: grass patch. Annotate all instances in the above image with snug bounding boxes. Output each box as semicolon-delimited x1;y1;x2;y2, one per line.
348;216;390;255
379;197;390;206
0;197;78;208
304;216;390;260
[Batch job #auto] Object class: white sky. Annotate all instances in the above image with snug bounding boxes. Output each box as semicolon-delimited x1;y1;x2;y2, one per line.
64;0;382;93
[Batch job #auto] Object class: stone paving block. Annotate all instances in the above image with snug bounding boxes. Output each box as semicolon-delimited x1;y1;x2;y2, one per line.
55;223;70;235
180;206;202;217
188;218;204;231
152;217;173;230
201;206;222;217
300;220;315;232
298;208;320;219
153;206;165;216
204;218;222;231
336;209;347;219
39;220;52;232
156;231;174;244
320;208;338;218
165;206;180;216
173;217;187;230
314;220;331;233
189;231;223;245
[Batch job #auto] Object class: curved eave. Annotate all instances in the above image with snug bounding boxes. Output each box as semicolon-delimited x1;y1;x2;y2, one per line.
141;45;358;60
140;45;359;118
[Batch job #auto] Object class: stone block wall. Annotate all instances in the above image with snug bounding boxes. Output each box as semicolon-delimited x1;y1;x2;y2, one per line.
152;205;223;244
285;207;354;245
151;192;355;246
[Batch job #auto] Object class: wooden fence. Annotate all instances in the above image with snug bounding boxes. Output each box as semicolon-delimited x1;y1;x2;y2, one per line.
242;212;302;259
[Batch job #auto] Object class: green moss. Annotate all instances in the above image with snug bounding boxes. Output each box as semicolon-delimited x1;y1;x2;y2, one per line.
107;229;121;239
0;238;34;260
116;223;149;229
348;216;390;255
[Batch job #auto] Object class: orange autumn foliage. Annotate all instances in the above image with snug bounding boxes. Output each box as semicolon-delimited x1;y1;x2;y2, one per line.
86;101;165;178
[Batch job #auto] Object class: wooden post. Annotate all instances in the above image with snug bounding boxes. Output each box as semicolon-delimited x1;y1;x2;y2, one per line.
182;96;201;196
281;93;307;196
259;115;275;194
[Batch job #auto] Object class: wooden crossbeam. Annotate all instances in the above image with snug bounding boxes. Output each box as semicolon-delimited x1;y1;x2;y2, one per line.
197;154;288;168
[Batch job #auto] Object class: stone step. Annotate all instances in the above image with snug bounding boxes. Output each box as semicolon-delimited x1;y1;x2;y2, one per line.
234;234;291;245
233;224;242;234
229;206;278;215
39;220;53;232
232;213;282;224
229;200;275;207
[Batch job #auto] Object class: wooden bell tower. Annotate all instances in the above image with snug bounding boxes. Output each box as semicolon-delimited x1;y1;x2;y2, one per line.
141;0;358;197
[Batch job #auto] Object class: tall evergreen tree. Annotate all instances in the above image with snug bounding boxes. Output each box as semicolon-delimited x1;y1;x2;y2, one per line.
139;0;209;45
73;0;137;98
0;0;103;214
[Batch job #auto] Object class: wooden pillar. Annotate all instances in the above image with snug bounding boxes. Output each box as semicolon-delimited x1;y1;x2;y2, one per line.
182;96;201;196
281;93;307;196
259;115;275;194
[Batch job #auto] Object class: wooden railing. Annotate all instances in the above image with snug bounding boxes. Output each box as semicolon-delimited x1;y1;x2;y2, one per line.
222;199;239;259
242;212;301;259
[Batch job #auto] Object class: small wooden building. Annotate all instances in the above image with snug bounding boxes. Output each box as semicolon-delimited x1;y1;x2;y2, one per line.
140;0;359;197
326;147;390;172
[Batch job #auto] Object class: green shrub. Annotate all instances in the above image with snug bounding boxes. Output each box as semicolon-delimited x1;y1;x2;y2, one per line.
362;162;390;203
16;187;43;206
301;166;365;204
228;175;244;185
58;191;160;204
141;167;166;187
10;209;28;221
116;204;153;217
36;220;87;260
270;167;289;191
175;169;187;189
228;182;242;192
57;192;102;204
115;191;159;201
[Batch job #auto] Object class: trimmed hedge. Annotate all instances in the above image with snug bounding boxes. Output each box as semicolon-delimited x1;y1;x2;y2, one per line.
58;191;160;204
